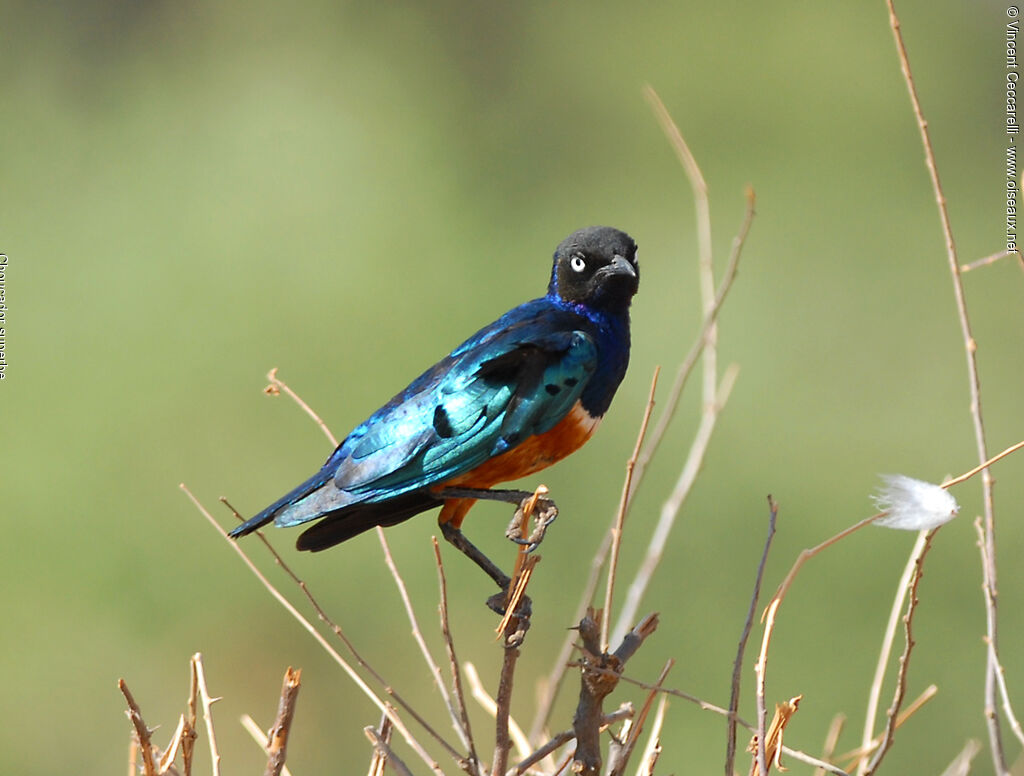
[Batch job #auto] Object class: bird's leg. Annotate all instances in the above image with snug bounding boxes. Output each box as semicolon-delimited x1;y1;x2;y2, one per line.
439;520;511;590
440;486;559;552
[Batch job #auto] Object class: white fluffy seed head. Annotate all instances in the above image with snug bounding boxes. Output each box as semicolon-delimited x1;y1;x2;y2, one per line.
872;474;960;531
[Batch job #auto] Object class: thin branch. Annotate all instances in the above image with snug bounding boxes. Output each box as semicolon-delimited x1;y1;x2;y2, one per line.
974;517;1024;749
264;367;338;446
611;363;739;646
365;711;392;776
608;660;673;776
240;715;293;776
838;685;938;768
941;439;1024;489
492;627;525;776
190;654;222;776
158;716;186;775
182;658;198;776
264;667;302;776
119;679;157;776
884;1;1004;770
182;485;447;776
634;695;668;776
378;529;467;752
960;249;1023;273
365;726;416;776
856;530;931;776
939;739;982;776
509;706;634;776
726;496;778;776
463;662;532;764
602;366;660;651
812;714;846;776
432;539;481;775
862;529;937;775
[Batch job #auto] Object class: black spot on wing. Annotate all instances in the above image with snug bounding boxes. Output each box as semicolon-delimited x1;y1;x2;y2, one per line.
564;377;579;387
433;405;454;438
545;383;561;395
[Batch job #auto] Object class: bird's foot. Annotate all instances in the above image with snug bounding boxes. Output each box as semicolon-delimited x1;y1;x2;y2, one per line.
506;495;558;552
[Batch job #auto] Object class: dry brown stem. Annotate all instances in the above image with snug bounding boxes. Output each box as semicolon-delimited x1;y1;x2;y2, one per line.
119;678;157;776
884;1;1007;769
726;496;778;776
263;666;302;776
432;539;480;774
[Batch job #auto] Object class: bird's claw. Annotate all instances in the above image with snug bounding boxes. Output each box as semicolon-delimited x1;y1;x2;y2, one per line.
505;496;558;552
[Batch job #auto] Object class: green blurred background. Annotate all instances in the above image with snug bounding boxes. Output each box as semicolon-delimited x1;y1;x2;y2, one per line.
2;1;1022;773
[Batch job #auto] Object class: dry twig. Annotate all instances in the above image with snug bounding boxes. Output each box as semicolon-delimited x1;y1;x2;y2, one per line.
190;653;221;776
119;678;157;776
857;529;932;775
884;1;1008;769
726;496;778;776
432;539;480;773
263;666;302;776
862;530;936;775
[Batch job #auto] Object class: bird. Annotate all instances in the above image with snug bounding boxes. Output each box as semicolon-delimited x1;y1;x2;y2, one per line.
230;225;639;589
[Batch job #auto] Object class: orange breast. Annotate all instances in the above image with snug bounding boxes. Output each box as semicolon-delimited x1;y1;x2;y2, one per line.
435;402;601;528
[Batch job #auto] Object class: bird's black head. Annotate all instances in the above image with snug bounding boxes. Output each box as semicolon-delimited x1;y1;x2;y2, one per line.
548;226;639;314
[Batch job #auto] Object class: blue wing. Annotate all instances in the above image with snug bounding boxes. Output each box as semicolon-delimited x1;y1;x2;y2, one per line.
267;302;598;528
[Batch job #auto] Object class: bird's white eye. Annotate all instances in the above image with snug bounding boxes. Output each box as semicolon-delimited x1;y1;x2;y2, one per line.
570;255;586;273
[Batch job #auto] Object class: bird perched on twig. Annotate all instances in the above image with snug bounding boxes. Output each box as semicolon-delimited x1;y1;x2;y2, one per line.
231;226;639;592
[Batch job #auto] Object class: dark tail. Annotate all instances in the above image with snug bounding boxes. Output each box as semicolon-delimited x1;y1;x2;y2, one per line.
295;492;442;551
227;469;333;539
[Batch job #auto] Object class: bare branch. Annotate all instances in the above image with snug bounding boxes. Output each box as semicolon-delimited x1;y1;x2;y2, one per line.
264;367;338;446
432;539;480;774
862;530;936;775
611;363;739;646
240;715;293;776
812;714;846;776
190;653;221;776
263;666;302;776
119;678;157;776
960;249;1023;273
365;725;415;776
726;496;778;776
883;2;1005;769
857;529;931;776
602;366;660;650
